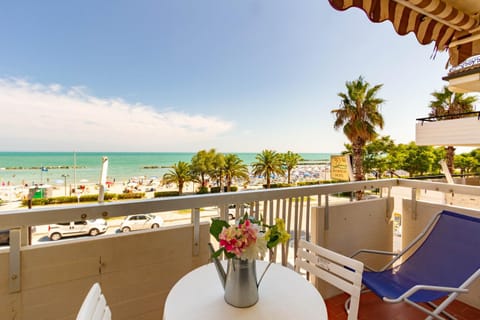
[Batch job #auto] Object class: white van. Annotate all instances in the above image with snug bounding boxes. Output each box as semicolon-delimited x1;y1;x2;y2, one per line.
48;219;108;241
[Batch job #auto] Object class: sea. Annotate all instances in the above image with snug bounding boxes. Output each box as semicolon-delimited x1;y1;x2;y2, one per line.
0;152;331;187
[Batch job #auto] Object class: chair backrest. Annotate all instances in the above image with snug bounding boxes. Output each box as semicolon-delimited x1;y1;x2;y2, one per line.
395;210;480;302
295;239;364;320
76;282;112;320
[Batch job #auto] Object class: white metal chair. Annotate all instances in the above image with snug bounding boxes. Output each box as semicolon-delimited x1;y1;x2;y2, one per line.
295;239;364;320
76;282;112;320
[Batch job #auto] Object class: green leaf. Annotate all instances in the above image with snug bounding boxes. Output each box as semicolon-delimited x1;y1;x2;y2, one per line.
267;234;280;249
210;245;236;259
211;247;225;258
210;218;230;241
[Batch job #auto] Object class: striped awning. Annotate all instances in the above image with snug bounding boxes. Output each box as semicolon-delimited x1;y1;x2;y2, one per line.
329;0;480;67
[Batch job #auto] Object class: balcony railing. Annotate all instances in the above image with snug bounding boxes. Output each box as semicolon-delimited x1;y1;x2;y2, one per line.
416;111;480;146
416;111;480;123
1;178;479;319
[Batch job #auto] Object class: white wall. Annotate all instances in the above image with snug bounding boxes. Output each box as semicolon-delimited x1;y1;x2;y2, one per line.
311;197;394;298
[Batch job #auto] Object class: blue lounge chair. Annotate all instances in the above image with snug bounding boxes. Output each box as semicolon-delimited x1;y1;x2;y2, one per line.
352;210;480;320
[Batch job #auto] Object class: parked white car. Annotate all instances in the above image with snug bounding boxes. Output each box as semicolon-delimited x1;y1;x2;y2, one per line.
120;214;164;232
48;219;108;241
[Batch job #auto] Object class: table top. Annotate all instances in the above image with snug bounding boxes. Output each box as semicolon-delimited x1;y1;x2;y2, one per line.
164;260;328;319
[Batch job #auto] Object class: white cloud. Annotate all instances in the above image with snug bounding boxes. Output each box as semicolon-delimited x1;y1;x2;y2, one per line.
0;78;234;151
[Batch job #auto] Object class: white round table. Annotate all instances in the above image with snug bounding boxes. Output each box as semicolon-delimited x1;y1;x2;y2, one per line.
164;260;328;319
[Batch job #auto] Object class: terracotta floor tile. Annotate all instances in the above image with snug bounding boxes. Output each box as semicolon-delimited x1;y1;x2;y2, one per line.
324;292;479;320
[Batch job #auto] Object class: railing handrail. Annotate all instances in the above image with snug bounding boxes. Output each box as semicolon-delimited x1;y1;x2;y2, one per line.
0;179;397;229
1;178;480;230
398;178;480;195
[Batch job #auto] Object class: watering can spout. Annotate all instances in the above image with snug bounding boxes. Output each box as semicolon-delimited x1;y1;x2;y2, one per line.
208;243;226;288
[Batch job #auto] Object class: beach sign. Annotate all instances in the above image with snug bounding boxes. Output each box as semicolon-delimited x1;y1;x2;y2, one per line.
330;154;353;181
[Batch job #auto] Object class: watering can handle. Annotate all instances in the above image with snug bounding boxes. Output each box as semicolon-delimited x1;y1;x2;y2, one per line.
257;261;272;287
208;243;226;289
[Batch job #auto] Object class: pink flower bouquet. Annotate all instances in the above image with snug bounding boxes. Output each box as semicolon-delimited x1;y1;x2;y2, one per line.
210;214;290;260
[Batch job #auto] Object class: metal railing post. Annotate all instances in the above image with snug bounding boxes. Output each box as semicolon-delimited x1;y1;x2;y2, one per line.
411;188;417;220
9;228;21;293
192;208;200;256
324;194;330;230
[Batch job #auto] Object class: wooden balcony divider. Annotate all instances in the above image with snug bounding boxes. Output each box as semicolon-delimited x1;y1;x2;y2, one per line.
0;223;210;320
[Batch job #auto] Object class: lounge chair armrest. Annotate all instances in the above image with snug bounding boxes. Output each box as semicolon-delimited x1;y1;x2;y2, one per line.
383;285;469;303
351;249;398;259
350;249;403;272
351;249;401;271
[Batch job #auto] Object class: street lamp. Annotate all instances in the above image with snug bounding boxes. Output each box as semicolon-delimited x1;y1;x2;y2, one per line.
61;174;69;196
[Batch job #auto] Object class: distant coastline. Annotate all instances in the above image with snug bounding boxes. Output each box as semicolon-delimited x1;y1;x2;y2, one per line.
0;152;333;187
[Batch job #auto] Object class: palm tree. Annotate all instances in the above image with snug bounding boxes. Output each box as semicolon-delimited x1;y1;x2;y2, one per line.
428;86;477;174
331;76;385;194
251;149;285;188
223;154;249;192
209;152;225;191
162;161;192;196
282;151;303;184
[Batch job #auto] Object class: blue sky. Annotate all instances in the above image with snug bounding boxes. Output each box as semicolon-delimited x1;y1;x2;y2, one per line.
0;0;469;153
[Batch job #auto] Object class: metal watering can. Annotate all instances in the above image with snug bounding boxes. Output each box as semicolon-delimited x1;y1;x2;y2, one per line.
208;243;271;308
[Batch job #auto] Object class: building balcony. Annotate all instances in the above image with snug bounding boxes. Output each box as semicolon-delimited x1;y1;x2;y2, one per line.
416;112;480;147
0;179;479;319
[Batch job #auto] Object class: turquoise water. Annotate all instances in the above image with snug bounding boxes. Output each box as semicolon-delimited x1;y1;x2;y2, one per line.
0;152;331;187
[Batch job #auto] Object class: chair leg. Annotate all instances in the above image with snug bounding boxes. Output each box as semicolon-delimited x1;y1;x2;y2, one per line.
343;296;361;320
344;296;351;314
404;299;448;320
344;288;370;317
426;301;457;320
425;292;461;320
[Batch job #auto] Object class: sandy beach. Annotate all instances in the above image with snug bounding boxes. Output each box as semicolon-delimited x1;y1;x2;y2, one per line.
0;164;331;210
50;163;331;196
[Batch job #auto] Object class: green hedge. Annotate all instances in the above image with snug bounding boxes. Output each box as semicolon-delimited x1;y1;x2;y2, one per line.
117;192;145;199
297;180;344;186
23;192;145;206
154;191;180;197
336;191;354;198
263;183;294;189
210;186;221;193
210;186;239;193
297;180;321;186
196;186;209;194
